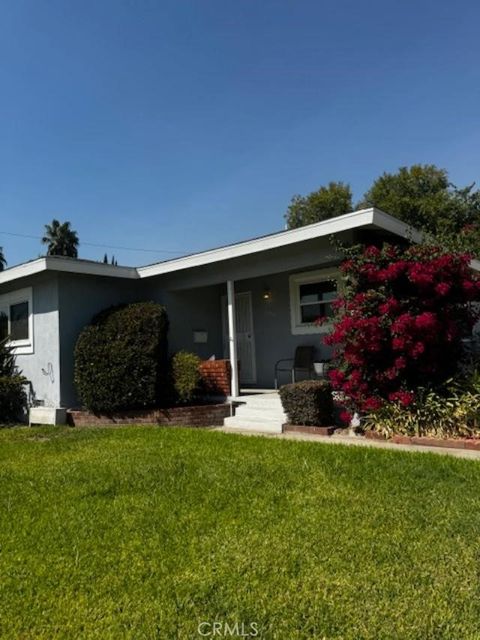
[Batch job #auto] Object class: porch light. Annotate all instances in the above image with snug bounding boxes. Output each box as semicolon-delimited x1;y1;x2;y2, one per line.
262;287;272;301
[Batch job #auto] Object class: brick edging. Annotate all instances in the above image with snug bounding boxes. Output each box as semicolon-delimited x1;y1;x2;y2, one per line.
364;430;480;451
283;424;335;436
67;403;230;427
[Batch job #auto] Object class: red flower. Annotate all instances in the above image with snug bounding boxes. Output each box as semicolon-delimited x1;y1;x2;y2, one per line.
340;259;355;273
328;369;345;387
415;312;437;331
388;390;415;407
435;282;450;296
410;342;425;358
362;397;383;411
339;410;352;425
364;246;381;258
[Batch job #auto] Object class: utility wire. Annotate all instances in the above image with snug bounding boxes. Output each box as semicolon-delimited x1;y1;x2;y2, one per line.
0;230;185;255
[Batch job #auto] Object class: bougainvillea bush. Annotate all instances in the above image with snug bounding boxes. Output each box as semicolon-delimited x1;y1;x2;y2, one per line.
325;244;480;421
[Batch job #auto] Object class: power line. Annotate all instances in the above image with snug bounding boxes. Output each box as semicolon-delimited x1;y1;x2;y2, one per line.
0;230;184;255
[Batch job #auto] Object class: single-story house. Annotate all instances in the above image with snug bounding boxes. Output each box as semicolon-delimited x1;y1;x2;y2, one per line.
0;208;423;423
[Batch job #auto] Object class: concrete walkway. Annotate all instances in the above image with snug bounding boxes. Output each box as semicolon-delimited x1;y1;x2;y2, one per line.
215;426;480;461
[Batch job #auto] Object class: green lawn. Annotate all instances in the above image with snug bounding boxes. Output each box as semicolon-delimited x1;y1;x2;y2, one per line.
1;427;480;639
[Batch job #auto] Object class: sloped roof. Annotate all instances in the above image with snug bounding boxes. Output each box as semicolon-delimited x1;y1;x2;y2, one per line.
0;207;427;285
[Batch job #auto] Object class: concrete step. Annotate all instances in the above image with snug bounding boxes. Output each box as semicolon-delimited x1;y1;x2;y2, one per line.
230;410;286;424
235;396;284;410
223;416;284;433
234;406;287;421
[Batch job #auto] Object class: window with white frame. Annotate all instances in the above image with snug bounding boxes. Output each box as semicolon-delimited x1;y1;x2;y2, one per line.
0;287;33;353
289;269;339;335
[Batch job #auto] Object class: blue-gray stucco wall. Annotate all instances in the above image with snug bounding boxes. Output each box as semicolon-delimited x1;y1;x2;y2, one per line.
57;273;142;407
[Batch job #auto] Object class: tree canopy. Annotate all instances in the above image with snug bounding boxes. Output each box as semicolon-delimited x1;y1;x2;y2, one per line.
42;220;79;258
285;181;352;229
359;164;480;235
285;165;480;254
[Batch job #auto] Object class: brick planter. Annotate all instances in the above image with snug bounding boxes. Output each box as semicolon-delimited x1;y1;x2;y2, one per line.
67;403;230;428
364;430;480;451
199;360;231;396
283;424;335;436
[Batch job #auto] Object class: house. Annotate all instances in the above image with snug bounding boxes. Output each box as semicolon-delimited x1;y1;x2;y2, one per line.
0;208;422;422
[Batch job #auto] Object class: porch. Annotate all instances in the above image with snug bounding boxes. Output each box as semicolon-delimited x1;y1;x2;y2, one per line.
156;265;337;397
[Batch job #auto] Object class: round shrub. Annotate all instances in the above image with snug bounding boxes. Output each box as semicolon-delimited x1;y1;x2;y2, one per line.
279;380;334;426
172;351;201;404
74;302;169;413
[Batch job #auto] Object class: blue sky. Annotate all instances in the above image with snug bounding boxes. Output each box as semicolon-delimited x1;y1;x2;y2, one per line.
1;0;479;267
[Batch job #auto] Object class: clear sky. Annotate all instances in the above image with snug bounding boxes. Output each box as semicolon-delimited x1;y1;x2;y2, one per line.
1;0;479;267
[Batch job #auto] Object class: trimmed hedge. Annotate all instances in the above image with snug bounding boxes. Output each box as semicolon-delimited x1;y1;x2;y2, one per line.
172;351;201;404
74;302;169;413
279;380;334;426
0;376;27;424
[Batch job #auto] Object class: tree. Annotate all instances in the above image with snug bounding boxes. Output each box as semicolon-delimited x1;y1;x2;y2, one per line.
359;164;480;240
42;219;79;258
285;181;353;229
0;247;6;272
102;253;118;266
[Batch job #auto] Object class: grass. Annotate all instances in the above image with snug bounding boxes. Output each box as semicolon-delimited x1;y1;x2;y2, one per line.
1;427;480;639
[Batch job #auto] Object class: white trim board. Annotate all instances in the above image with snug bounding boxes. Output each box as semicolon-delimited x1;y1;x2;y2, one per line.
0;257;138;285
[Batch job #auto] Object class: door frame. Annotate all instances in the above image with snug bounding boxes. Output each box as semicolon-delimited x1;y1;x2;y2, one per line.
221;290;257;384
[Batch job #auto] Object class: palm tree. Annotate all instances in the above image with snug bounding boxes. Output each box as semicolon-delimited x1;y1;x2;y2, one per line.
0;247;6;272
42;220;79;258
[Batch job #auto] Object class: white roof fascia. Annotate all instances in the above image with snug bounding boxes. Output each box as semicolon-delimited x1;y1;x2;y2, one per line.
0;256;138;285
0;258;48;285
137;208;379;278
370;209;423;244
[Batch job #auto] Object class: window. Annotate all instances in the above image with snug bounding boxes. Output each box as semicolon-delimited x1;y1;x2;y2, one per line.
0;288;33;353
289;269;339;335
10;302;29;340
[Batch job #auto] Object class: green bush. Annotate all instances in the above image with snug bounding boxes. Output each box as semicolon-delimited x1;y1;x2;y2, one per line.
74;302;169;413
0;376;27;424
279;380;334;426
363;377;480;439
172;351;201;404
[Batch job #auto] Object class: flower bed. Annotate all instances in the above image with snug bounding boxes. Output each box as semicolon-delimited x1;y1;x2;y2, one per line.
364;430;480;451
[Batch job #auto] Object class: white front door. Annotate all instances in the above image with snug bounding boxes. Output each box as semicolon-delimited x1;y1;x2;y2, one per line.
222;291;256;384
